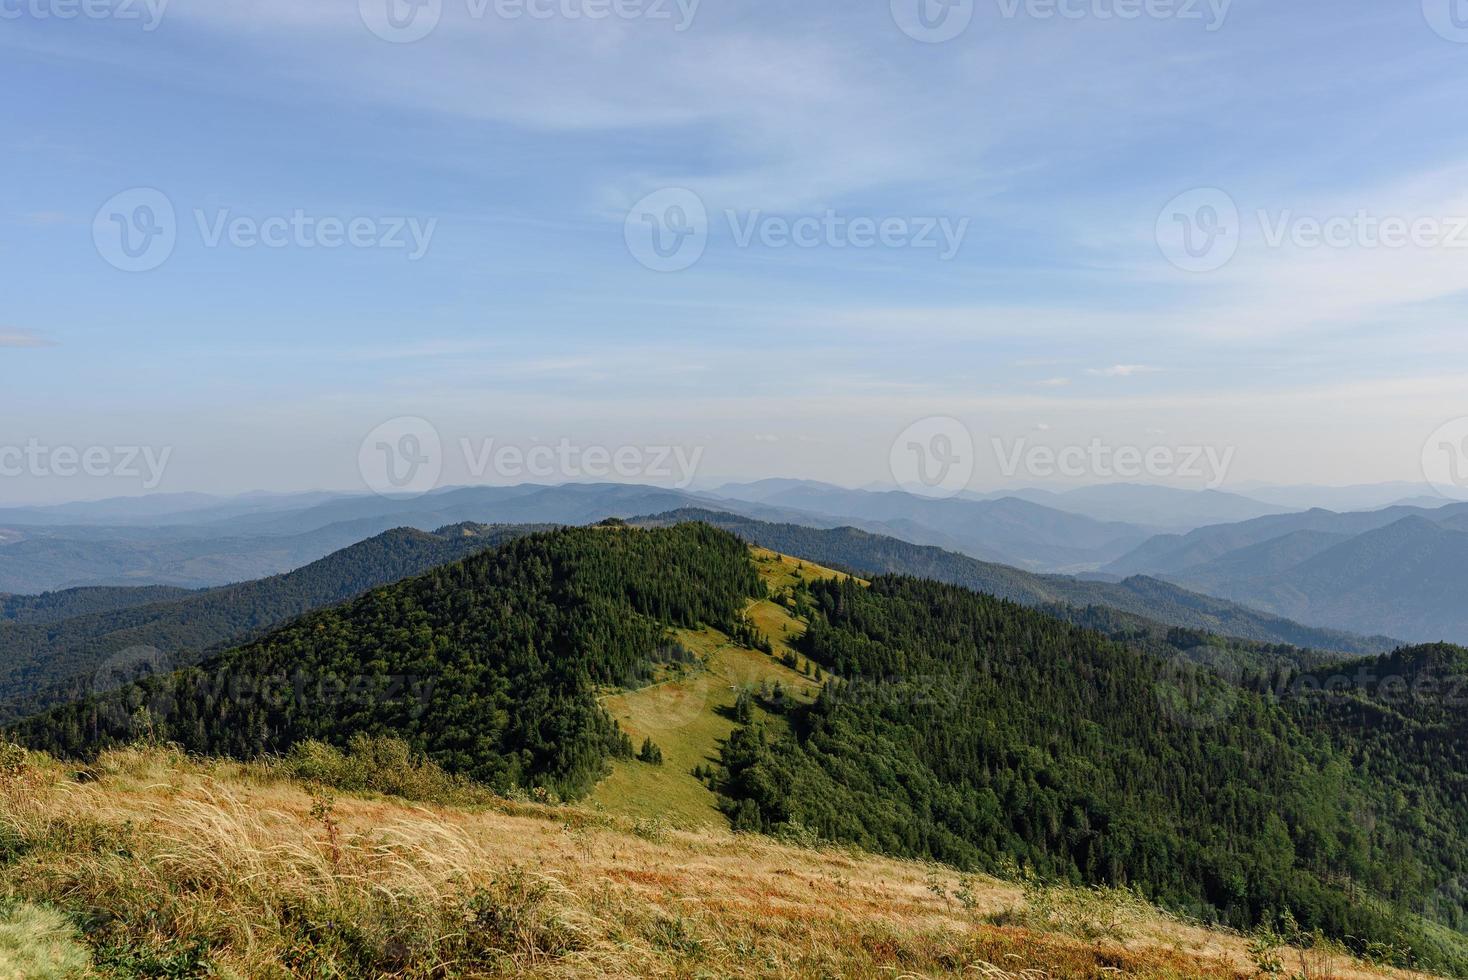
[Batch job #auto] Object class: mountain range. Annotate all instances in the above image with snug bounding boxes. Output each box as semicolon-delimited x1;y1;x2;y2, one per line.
1105;502;1468;642
6;480;1468;646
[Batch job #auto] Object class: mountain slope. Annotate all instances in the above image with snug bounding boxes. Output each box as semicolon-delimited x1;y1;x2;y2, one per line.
9;744;1423;980
639;509;1394;656
8;521;1467;973
1169;529;1352;593
1192;516;1468;643
709;483;1154;570
717;571;1468;972
9;524;764;798
1104;502;1468;577
0;584;194;624
0;522;546;724
0;484;792;593
988;483;1293;529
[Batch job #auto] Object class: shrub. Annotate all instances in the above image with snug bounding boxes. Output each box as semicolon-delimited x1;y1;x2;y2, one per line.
277;735;495;806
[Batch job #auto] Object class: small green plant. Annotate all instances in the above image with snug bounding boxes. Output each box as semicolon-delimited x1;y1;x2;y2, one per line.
309;792;342;867
954;873;981;911
771;820;821;849
1248;923;1287;976
632;817;668;843
987;866;1152;942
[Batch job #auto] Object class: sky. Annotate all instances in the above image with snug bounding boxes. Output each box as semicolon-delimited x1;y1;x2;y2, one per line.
3;0;1468;503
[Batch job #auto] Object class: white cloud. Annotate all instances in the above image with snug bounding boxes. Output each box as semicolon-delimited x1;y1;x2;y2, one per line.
1086;364;1158;377
0;329;55;348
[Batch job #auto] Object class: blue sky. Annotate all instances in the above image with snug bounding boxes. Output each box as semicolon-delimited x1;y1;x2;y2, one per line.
4;0;1468;501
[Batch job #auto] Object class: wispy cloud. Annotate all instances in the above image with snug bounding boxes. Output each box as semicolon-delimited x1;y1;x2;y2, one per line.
0;329;55;348
1087;364;1158;377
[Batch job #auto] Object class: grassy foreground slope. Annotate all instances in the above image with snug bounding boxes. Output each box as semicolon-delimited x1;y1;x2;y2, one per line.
0;743;1433;979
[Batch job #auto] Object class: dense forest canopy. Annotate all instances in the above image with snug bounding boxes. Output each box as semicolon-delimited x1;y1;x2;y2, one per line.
9;523;762;798
0;523;546;725
717;573;1468;973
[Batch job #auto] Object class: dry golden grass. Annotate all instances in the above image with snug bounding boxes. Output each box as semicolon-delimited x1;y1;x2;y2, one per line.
0;744;1436;979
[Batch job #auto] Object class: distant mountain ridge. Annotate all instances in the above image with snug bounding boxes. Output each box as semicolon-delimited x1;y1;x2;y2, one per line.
709;481;1155;570
1107;502;1468;643
637;508;1394;656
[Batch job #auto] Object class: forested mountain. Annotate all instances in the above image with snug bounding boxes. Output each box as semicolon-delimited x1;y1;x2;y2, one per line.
9;524;763;798
0;584;194;624
0;523;545;724
717;571;1468;974
639;509;1392;656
